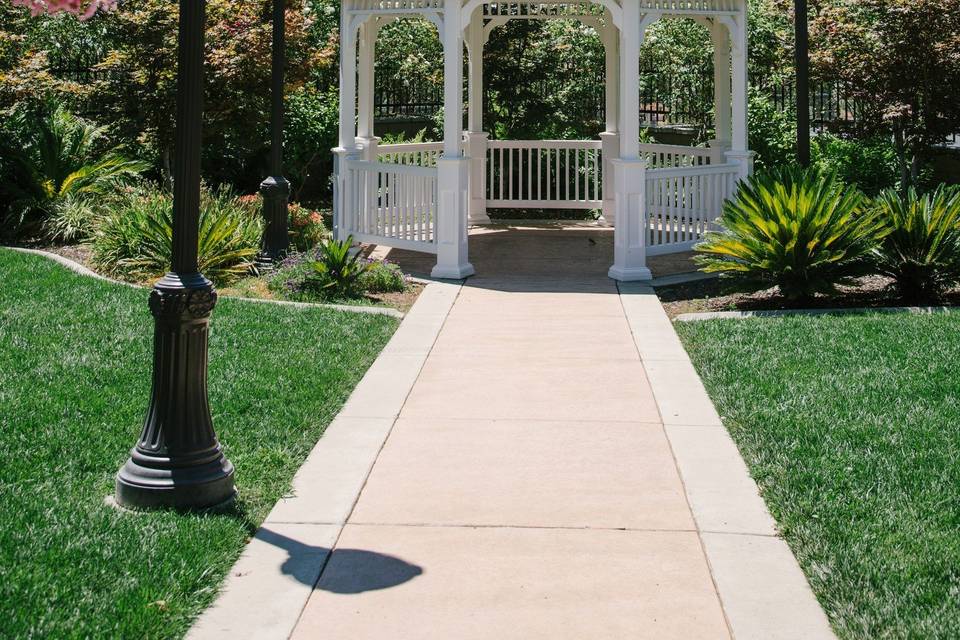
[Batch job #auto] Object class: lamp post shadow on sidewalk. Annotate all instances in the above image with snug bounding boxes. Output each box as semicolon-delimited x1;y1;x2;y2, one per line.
257;0;291;270
114;0;235;511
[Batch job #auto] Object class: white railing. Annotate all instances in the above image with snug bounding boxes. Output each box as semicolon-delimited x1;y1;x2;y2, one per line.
377;142;444;168
486;140;603;209
645;163;740;255
341;159;439;253
641;143;719;169
359;139;741;257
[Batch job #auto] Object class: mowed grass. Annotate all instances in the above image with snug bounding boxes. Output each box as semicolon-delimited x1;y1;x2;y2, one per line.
0;249;399;639
675;312;960;639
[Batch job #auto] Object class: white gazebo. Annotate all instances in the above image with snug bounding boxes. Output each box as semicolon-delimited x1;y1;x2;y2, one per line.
333;0;753;280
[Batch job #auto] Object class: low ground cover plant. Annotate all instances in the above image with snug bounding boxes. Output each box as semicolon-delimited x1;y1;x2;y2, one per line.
695;166;884;303
92;183;262;284
268;241;406;304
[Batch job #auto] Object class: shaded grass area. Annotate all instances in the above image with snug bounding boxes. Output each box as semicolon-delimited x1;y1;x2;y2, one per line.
0;249;399;639
675;313;960;639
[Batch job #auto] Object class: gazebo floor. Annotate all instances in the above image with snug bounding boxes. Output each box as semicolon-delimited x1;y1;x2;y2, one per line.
369;223;699;282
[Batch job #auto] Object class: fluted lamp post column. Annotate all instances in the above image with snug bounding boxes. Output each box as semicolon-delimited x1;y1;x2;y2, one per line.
257;0;291;268
115;0;235;510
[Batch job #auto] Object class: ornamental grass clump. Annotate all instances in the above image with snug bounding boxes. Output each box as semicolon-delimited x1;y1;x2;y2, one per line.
92;183;261;284
695;167;886;303
871;186;960;302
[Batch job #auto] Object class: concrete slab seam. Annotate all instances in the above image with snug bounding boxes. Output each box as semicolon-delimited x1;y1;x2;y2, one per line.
185;281;462;640
616;282;836;640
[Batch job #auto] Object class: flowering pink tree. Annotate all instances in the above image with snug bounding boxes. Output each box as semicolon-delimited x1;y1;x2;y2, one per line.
10;0;116;20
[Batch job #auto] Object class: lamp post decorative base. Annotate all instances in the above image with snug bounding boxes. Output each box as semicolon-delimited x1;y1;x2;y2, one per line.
256;175;291;271
115;273;235;510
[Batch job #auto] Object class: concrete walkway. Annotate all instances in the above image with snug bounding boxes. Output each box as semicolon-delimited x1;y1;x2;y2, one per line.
190;226;835;640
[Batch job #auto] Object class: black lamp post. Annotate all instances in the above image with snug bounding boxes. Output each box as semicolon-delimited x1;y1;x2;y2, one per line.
115;0;235;510
795;0;811;166
257;0;290;268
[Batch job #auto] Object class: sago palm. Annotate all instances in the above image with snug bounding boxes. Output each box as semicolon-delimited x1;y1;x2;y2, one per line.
695;166;885;302
1;105;148;234
872;186;960;302
306;236;370;298
93;185;262;284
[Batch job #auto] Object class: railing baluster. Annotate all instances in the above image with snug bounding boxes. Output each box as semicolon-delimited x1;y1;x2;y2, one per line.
499;147;504;201
575;148;581;201
555;148;560;201
536;147;542;201
527;147;532;201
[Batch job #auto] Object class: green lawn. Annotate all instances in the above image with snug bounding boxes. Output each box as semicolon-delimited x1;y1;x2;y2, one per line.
0;249;399;639
675;312;960;639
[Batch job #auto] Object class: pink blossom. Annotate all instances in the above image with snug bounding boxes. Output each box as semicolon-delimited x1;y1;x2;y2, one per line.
10;0;116;21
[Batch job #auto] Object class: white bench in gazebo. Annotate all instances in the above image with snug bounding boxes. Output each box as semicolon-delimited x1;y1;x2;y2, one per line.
333;0;754;280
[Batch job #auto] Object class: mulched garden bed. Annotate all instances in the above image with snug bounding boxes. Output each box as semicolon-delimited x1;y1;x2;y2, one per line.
658;275;960;320
23;243;423;313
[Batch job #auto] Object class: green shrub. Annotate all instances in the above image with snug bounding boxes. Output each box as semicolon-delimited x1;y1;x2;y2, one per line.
0;104;148;238
285;86;340;200
812;134;901;197
304;236;370;299
288;202;329;251
358;260;407;294
695;167;885;302
747;88;797;171
872;186;960;302
92;184;262;284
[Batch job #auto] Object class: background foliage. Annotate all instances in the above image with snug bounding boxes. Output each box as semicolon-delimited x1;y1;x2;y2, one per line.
1;0;957;215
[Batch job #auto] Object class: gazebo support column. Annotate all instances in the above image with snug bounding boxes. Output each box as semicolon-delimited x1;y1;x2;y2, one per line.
465;12;490;225
333;3;360;242
599;20;619;226
609;8;654;282
432;0;474;279
357;18;380;162
725;9;754;179
710;19;732;163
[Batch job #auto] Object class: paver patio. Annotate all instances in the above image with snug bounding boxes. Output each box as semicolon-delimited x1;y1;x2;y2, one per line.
191;226;835;640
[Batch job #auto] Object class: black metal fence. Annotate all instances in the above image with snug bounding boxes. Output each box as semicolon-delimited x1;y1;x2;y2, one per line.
371;69;863;132
375;65;716;128
44;56;898;135
757;75;861;127
373;76;444;119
